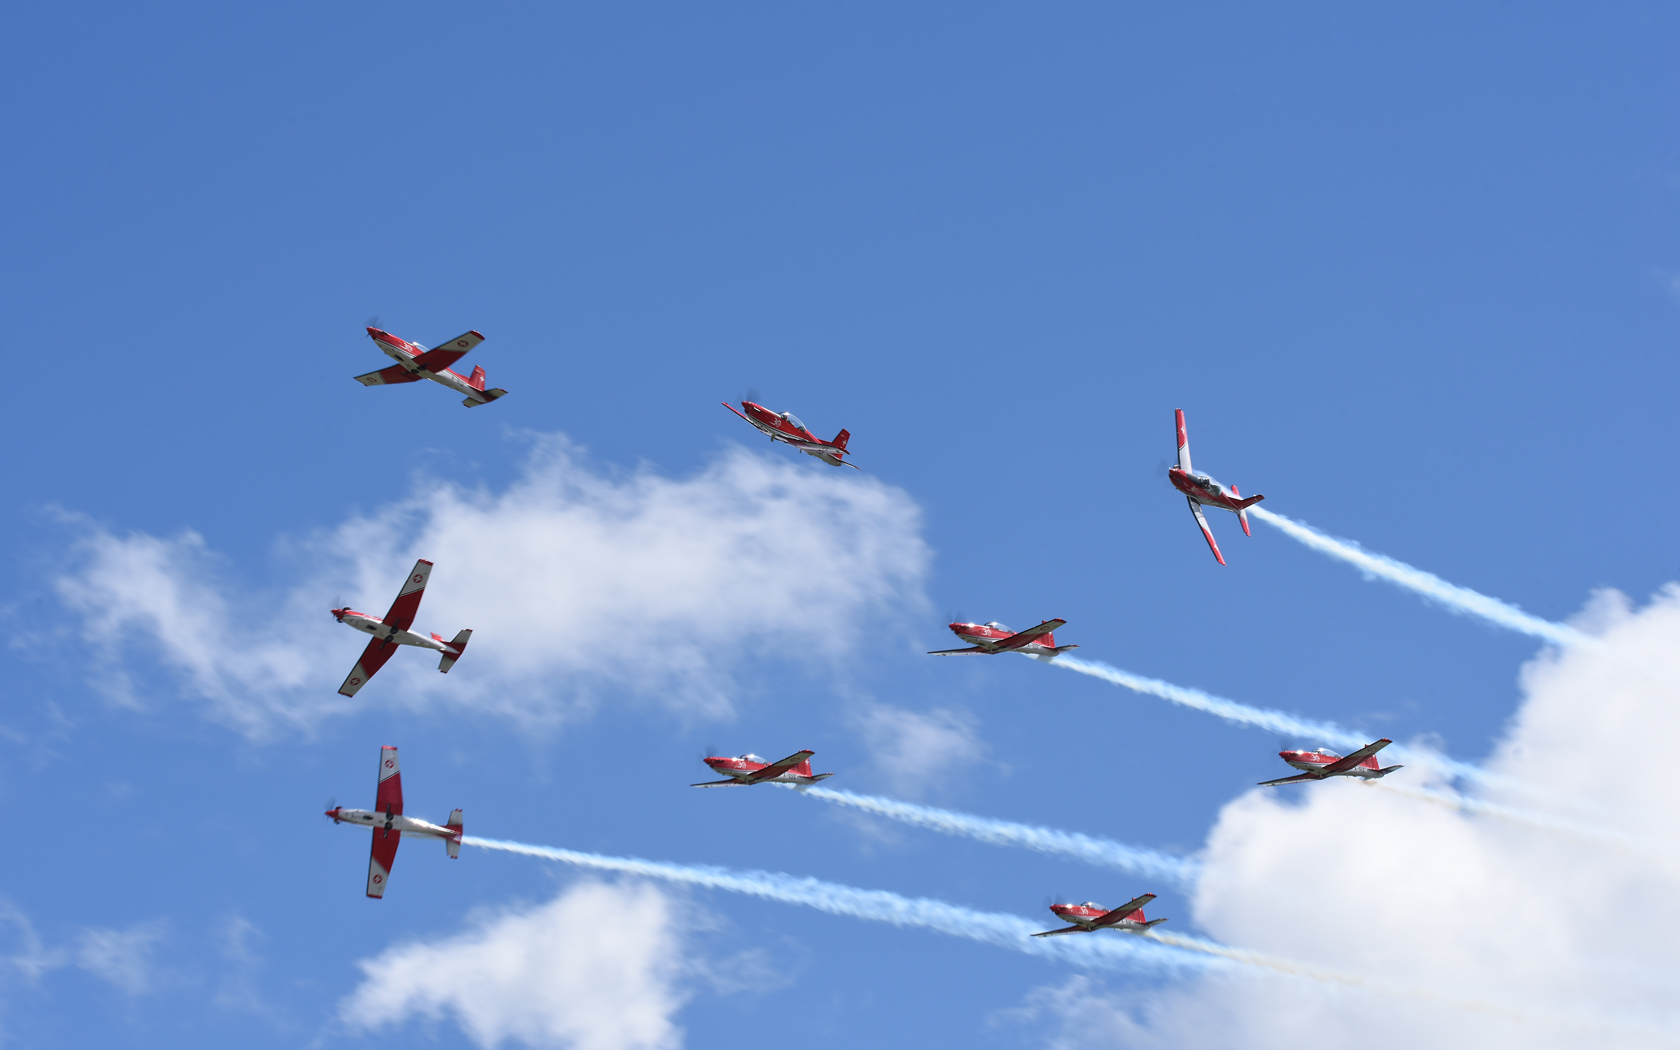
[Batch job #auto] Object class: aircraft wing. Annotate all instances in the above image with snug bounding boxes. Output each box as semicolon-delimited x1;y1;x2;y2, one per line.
410;331;484;373
1089;894;1157;928
1318;739;1392;775
996;619;1068;649
748;750;817;782
926;646;991;655
1258;772;1322;786
690;778;750;787
1030;925;1089;938
376;746;403;815
381;559;434;632
1175;409;1193;473
1187;498;1225;565
367;827;400;898
355;364;423;386
339;636;401;697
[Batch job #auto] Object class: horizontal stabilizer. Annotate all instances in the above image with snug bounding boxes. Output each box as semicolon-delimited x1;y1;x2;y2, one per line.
463;388;508;407
439;629;472;673
1232;493;1265;509
1375;764;1404;776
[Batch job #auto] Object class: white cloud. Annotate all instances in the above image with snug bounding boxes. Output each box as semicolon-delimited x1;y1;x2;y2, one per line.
342;880;689;1050
851;702;987;798
55;437;930;736
1016;586;1680;1049
75;922;166;995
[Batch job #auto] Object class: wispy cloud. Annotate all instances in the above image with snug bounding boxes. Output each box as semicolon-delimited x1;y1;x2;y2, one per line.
53;437;931;737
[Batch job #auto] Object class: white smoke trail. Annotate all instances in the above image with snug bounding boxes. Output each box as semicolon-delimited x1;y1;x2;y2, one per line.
1248;506;1588;647
1362;781;1680;866
784;785;1200;887
464;836;1613;1031
1044;654;1490;784
461;835;1206;975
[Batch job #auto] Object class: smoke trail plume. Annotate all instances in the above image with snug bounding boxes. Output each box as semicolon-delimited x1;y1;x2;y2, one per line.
784;785;1201;887
464;836;1605;1030
1044;654;1489;784
1247;506;1586;647
462;836;1206;975
1363;781;1680;866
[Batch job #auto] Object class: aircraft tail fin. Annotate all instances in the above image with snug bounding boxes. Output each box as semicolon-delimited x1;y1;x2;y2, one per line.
446;809;463;858
463;388;508;408
791;758;814;777
831;428;850;451
439;629;472;673
466;364;487;391
1232;493;1265;510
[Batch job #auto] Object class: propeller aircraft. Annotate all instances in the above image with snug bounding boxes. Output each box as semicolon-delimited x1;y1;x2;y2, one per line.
1259;738;1404;786
326;746;462;898
722;400;857;468
1031;893;1167;937
1168;408;1265;565
692;749;834;787
333;559;471;697
354;326;508;407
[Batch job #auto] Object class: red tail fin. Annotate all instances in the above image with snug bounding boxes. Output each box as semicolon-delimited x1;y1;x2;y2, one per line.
831;428;850;451
467;365;487;391
791;759;814;777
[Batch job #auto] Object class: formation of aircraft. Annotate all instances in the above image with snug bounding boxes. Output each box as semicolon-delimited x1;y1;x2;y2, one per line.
319;324;1405;959
333;559;471;697
326;746;462;898
1168;409;1266;565
927;619;1079;659
722;400;857;468
1259;738;1404;786
691;749;834;787
354;326;508;407
1031;893;1168;937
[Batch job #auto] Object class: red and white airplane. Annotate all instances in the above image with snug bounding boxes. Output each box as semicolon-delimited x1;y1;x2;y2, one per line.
354;327;508;407
721;400;857;468
1168;409;1265;565
1032;893;1168;938
333;559;471;697
325;746;462;899
1259;738;1404;786
928;619;1079;659
692;749;834;787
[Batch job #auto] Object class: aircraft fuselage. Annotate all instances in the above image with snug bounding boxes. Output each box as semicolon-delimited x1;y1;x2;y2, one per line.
1168;467;1246;511
1280;749;1389;779
333;609;456;653
1048;904;1154;934
327;807;460;842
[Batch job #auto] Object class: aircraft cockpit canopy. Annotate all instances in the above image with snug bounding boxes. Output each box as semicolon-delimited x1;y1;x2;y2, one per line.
782;412;806;430
741;753;765;763
985;621;1013;632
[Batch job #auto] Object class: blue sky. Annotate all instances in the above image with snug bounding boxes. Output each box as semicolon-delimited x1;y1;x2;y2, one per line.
5;4;1680;1048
